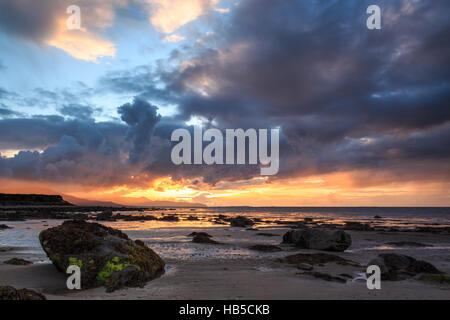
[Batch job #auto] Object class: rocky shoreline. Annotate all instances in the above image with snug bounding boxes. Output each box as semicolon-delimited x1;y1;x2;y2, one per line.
1;212;449;300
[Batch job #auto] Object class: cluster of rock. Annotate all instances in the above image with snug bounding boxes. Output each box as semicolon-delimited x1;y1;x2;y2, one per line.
39;220;165;292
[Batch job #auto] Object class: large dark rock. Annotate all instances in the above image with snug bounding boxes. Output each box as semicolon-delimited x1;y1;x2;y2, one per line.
0;224;12;230
0;286;46;300
39;220;165;292
282;227;352;252
229;216;254;227
367;253;443;281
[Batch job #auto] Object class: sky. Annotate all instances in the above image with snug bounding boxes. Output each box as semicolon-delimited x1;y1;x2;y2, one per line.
0;0;449;206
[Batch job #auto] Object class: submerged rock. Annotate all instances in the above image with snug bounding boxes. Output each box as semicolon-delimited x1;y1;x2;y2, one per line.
230;216;254;228
255;233;278;237
298;271;347;283
343;221;374;231
387;241;431;247
279;253;358;266
0;286;46;300
39;220;165;292
159;215;179;221
0;224;12;230
4;258;32;265
248;245;282;252
367;253;443;281
192;234;219;244
188;232;212;238
282;227;352;252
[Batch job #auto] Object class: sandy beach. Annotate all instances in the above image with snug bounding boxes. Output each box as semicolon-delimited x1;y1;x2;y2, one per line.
1;213;449;300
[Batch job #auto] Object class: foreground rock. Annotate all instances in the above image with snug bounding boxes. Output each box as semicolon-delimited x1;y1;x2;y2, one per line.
367;253;443;281
229;216;254;227
283;227;351;252
39;220;165;292
4;258;33;265
0;286;46;300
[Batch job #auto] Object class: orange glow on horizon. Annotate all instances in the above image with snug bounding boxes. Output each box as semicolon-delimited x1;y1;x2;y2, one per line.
0;169;449;207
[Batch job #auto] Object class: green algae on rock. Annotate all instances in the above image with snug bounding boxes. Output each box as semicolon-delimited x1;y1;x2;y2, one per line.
39;220;165;292
0;286;46;300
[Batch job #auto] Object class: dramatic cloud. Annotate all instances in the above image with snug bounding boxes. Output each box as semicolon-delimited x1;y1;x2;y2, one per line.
0;0;449;203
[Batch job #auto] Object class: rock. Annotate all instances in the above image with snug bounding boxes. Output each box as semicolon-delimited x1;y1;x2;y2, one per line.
4;258;33;265
0;286;46;300
255;233;278;237
374;215;383;219
159;215;179;221
367;253;443;281
417;274;450;284
246;228;259;231
387;241;431;247
279;253;359;266
188;232;213;238
282;227;352;252
192;234;218;244
96;209;114;221
298;271;347;283
186;216;199;221
0;224;12;230
343;221;374;231
230;216;254;227
297;263;313;271
248;245;282;252
39;220;165;292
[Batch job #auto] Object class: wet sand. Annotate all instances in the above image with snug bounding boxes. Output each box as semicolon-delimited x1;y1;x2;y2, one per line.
1;220;449;300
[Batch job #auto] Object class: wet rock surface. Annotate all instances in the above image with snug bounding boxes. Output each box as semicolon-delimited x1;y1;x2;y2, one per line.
39;220;165;292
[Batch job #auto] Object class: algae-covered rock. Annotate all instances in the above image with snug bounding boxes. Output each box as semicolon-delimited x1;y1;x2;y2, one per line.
39;220;165;292
0;286;46;300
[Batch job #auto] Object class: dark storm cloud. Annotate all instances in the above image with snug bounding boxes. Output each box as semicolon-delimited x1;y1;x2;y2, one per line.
1;0;450;187
118;98;161;164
